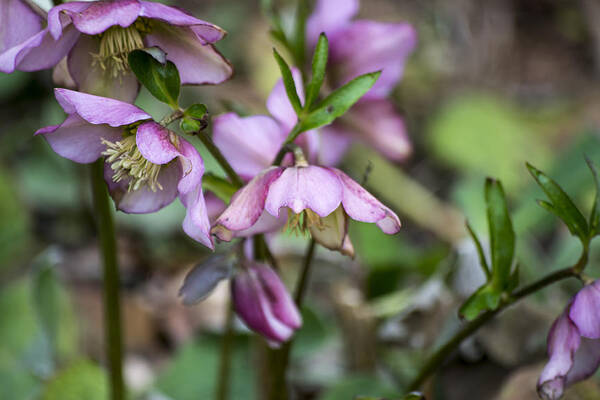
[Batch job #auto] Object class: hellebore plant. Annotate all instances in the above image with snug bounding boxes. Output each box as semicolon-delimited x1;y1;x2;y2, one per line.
538;280;600;400
0;0;232;101
36;88;213;248
305;0;417;162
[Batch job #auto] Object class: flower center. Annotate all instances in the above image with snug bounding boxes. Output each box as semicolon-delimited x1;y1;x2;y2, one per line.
284;209;325;236
92;20;149;78
101;134;163;192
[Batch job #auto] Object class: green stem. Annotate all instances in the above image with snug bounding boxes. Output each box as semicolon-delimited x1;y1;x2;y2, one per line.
267;239;317;400
198;131;245;188
159;109;184;127
216;303;235;400
90;160;125;400
406;251;588;392
272;126;302;166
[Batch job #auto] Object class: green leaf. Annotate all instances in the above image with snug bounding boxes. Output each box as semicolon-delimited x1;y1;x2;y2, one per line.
128;49;180;109
41;360;108;400
485;178;515;287
465;220;491;280
272;48;302;114
304;33;328;110
459;284;502;321
180;118;202;134
184;103;208;120
586;157;600;237
527;163;589;241
298;71;380;133
291;0;309;66
32;263;61;366
202;173;238;203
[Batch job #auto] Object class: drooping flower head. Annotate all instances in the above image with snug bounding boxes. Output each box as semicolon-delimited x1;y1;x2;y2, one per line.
232;261;302;345
1;0;232;101
36;88;213;248
538;280;600;399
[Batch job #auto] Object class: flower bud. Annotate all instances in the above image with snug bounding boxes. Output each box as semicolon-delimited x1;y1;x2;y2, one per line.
232;262;302;345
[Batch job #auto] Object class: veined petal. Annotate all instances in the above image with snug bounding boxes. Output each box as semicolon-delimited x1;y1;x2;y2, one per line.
136;122;181;165
0;0;43;53
212;113;285;180
144;23;232;85
65;0;141;36
36;113;122;164
253;264;302;329
212;167;283;241
266;67;304;131
106;160;180;214
138;1;225;43
332;168;401;234
306;0;358;47
47;2;94;40
67;34;139;102
54;88;151;127
569;281;600;339
538;311;581;400
265;166;342;217
329;21;417;99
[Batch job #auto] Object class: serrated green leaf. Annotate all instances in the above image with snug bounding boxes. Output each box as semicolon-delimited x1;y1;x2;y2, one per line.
128;49;180;109
184;103;208;120
272;48;302;114
298;71;380;132
465;220;491;280
180;118;202;134
304;33;328;110
202;173;238;203
459;284;502;321
586;157;600;237
527;163;589;241
485;178;515;287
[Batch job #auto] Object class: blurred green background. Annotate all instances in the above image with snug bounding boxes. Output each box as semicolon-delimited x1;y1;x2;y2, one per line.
3;0;600;399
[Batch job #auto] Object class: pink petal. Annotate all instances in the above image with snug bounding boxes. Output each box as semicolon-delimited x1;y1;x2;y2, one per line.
106;160;180;214
144;23;232;85
36;113;122;164
329;21;417;99
175;138;205;197
232;210;286;238
52;57;77;89
212;113;286;180
306;0;358;47
54;88;151;127
316;126;352;166
266;67;304;131
570;281;600;339
67;34;139;102
212;167;284;241
332;168;401;233
47;2;94;40
294;129;321;165
138;1;225;43
538;311;581;400
65;0;141;36
344;99;412;161
565;337;600;386
265;166;342;217
0;0;43;53
254;264;302;329
136;122;181;165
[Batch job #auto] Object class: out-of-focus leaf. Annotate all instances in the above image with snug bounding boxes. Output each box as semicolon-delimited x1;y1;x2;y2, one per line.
0;168;29;270
203;173;238;203
320;375;397;400
459;284;502;321
465;221;490;280
179;255;234;305
272;48;302;114
527;163;588;242
291;0;309;66
304;33;328;110
41;360;108;400
586;157;600;237
356;393;424;400
128;49;180;108
291;306;331;357
298;71;380;133
485;178;515;287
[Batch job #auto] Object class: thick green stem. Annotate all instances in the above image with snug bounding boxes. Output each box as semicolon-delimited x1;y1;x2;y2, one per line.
216;303;235;400
90;160;125;400
406;252;588;392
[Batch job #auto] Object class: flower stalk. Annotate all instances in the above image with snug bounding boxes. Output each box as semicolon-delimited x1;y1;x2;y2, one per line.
90;160;125;400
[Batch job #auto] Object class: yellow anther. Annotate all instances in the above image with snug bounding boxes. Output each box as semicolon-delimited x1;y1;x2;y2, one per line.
283;209;326;236
92;24;145;78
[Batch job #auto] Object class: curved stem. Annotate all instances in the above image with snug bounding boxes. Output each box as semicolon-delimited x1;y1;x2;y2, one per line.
159;109;184;127
197;131;245;189
406;253;587;392
216;302;235;400
90;160;125;400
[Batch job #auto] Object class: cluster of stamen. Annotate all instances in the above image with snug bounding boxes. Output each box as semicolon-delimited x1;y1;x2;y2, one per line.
102;134;163;192
92;21;149;78
284;209;326;236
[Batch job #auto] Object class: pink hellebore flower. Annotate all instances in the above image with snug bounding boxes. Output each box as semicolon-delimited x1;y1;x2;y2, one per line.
538;280;600;400
305;0;416;162
0;0;232;102
232;261;302;345
0;0;44;62
35;88;213;248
